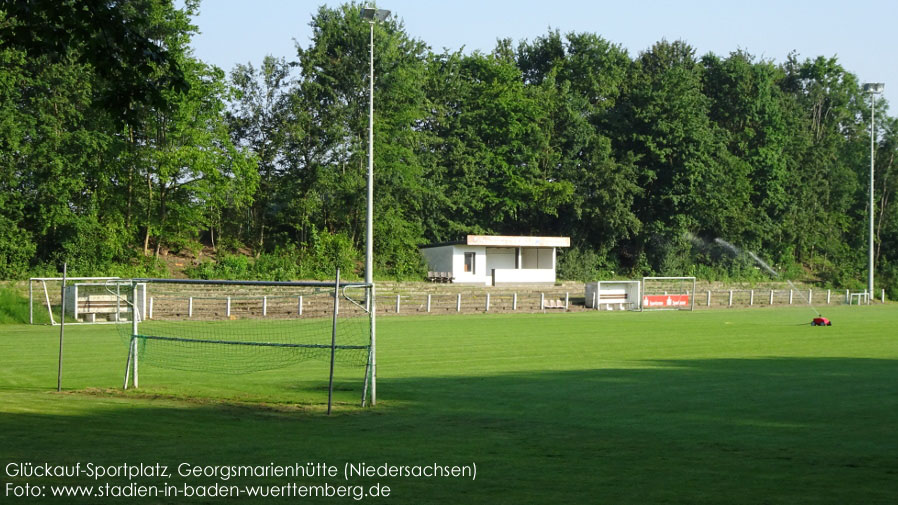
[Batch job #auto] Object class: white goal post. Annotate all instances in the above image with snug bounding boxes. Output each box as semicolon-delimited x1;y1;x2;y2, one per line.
641;276;696;311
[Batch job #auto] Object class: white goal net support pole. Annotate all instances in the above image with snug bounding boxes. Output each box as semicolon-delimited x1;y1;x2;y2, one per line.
641;276;697;311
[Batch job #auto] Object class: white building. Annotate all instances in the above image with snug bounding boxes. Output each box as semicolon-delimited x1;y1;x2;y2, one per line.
420;235;570;285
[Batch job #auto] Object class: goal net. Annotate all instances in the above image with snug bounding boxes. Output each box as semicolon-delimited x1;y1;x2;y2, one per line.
641;276;696;311
114;278;373;377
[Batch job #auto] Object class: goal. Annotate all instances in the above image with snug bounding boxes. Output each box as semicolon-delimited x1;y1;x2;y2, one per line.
641;276;696;311
115;277;375;406
848;291;869;305
28;277;137;325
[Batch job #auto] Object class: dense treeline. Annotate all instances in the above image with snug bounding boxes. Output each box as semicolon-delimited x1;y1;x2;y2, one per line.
2;1;897;296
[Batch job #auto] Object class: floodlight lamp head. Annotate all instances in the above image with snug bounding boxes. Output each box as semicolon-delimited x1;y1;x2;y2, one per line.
863;82;885;94
361;7;390;22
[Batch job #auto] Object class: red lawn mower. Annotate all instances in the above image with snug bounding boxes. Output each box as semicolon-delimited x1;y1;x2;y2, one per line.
811;317;832;326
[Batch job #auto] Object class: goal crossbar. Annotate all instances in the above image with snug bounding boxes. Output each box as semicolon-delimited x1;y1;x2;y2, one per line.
134;334;369;350
132;278;370;288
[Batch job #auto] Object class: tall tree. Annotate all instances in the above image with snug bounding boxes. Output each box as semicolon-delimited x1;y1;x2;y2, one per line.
779;54;866;276
290;3;430;276
0;38;36;276
702;51;791;251
514;31;639;267
228;56;295;254
134;56;258;257
0;0;189;124
420;49;577;240
614;40;749;273
2;32;118;272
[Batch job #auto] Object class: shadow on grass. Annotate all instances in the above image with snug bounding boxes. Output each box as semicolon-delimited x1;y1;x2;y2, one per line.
2;358;897;504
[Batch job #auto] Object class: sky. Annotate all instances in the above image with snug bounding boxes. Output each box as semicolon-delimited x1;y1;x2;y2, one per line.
187;0;898;110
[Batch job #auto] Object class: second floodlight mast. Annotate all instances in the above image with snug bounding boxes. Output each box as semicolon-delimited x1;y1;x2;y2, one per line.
863;82;884;304
361;5;389;406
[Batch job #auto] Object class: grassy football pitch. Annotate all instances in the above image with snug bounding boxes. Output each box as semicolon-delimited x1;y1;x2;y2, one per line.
1;305;896;503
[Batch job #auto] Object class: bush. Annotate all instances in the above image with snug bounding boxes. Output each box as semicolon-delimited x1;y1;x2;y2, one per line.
184;232;362;281
298;228;361;279
557;247;615;282
878;260;898;301
0;219;35;280
374;215;427;280
186;253;251;280
252;247;301;281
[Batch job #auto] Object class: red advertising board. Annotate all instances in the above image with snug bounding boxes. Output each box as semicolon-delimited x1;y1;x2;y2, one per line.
642;295;690;308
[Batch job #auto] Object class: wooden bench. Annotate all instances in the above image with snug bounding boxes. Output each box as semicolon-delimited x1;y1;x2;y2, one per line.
597;293;630;311
76;295;129;322
427;271;453;283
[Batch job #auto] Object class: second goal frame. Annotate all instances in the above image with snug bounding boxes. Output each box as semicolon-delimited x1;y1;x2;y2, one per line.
641;276;696;311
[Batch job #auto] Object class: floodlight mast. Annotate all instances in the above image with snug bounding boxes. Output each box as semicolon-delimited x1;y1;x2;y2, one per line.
361;6;389;286
863;82;884;303
361;5;389;407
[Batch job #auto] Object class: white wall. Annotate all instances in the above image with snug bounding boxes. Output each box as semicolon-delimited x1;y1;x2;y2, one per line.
492;268;555;284
451;246;488;284
422;244;560;285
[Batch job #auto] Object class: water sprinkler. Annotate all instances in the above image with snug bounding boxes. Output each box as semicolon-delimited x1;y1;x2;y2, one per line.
712;237;829;323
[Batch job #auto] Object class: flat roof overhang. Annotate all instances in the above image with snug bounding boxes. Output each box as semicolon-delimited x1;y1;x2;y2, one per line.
420;235;571;249
466;235;570;248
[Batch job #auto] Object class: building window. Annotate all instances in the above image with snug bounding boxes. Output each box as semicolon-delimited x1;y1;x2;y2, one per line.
464;252;475;274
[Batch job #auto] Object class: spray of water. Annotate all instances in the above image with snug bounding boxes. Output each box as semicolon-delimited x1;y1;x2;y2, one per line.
712;238;821;317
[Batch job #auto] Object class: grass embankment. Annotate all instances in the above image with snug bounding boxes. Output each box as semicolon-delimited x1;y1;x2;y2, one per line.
0;285;32;324
1;306;896;503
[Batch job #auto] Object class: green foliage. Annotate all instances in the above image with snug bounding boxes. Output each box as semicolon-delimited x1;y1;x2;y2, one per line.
556;246;615;282
2;2;898;293
299;228;361;279
0;284;33;324
107;257;170;279
0;220;35;280
136;54;260;257
374;208;427;280
226;56;295;253
879;260;898;300
185;231;361;281
186;253;290;281
0;0;190;123
188;254;251;280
